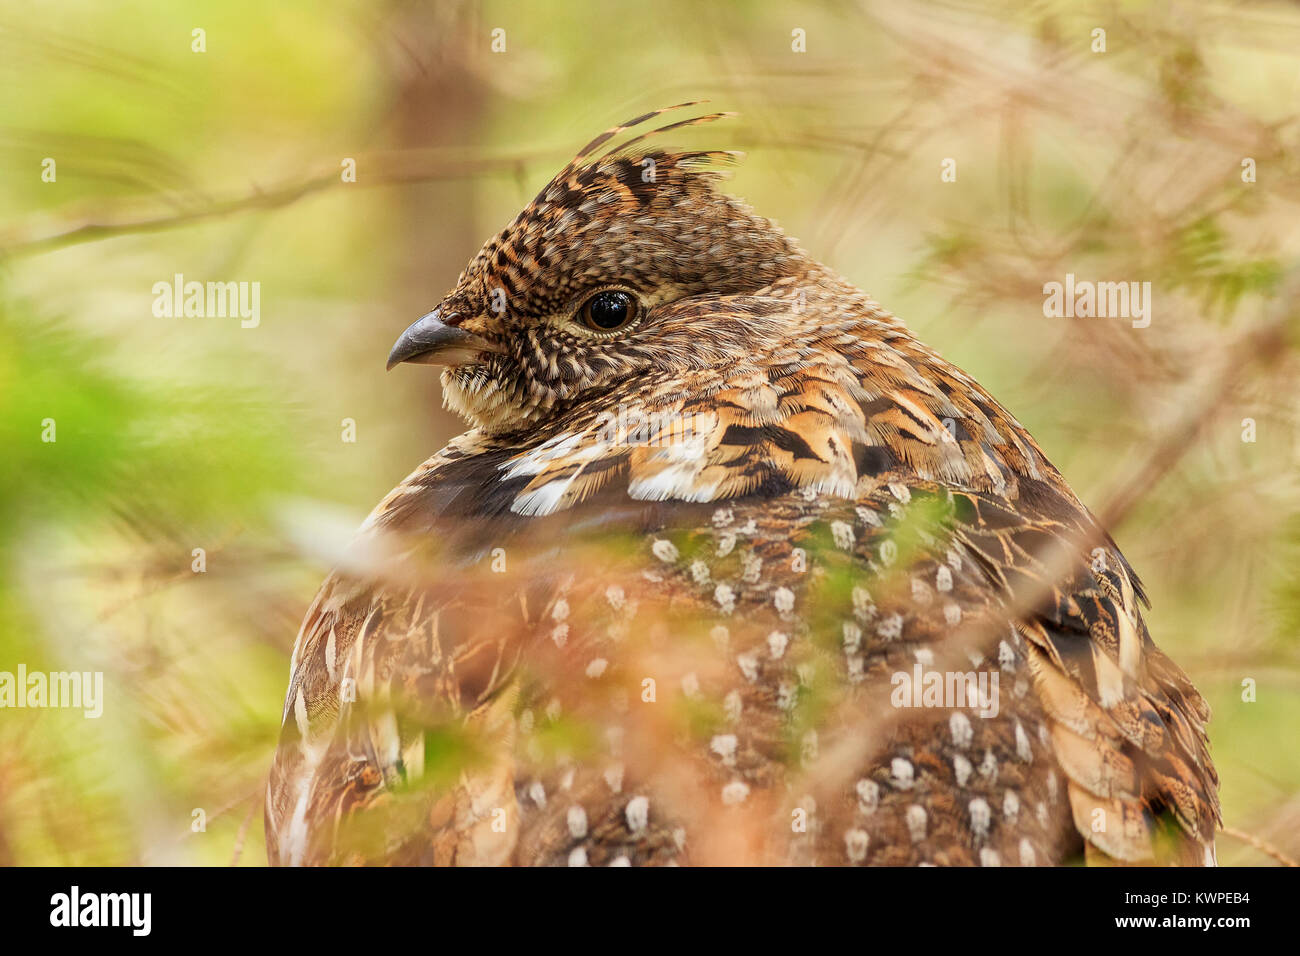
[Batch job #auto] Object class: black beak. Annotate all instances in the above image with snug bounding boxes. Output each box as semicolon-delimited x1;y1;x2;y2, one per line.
385;309;498;370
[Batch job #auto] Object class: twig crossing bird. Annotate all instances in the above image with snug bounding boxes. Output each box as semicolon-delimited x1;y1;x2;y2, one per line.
266;105;1219;866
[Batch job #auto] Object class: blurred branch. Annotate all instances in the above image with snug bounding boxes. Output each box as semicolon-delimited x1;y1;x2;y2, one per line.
1221;825;1298;866
802;267;1300;841
1096;266;1300;530
230;783;262;867
0;148;551;261
0;127;916;265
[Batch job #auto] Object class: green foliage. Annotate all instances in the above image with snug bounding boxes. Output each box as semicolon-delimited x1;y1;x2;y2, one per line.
1160;217;1284;320
0;298;304;542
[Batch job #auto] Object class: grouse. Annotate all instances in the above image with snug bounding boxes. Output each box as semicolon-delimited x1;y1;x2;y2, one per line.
266;105;1219;867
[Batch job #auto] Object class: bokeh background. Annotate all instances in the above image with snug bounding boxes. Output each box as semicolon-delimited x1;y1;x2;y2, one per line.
1;0;1298;865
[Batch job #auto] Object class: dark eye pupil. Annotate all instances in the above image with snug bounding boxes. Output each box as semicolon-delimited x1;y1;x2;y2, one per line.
585;291;632;330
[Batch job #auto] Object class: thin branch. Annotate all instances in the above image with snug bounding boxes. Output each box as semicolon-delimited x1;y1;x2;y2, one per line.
1220;825;1299;866
230;784;262;867
0;148;550;260
1095;266;1300;531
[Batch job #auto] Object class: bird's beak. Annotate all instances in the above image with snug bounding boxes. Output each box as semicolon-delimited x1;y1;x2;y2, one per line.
385;309;500;370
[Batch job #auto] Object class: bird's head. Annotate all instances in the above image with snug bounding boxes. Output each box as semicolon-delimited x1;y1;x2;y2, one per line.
386;105;818;436
375;107;1066;520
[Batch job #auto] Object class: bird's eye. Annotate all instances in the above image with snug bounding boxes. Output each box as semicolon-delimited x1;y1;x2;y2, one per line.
579;290;638;332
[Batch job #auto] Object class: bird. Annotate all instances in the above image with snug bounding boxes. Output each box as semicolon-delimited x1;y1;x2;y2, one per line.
265;104;1219;867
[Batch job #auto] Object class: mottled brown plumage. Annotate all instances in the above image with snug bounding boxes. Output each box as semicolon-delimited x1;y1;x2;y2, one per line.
266;105;1219;866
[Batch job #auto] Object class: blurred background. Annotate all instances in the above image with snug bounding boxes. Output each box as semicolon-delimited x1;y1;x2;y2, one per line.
1;0;1298;865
